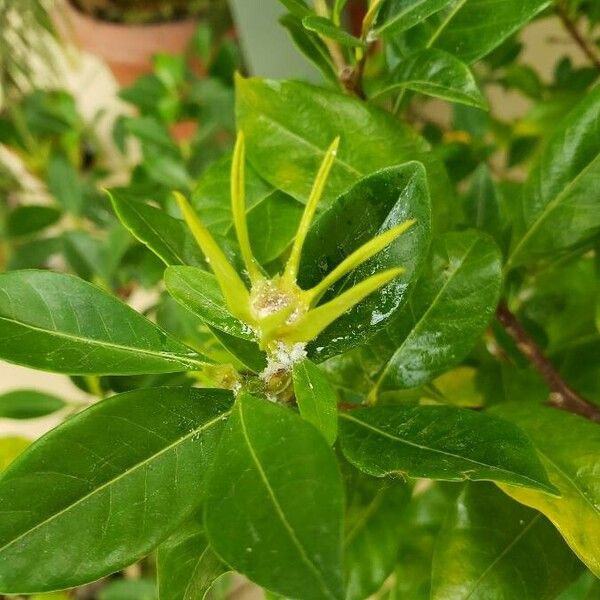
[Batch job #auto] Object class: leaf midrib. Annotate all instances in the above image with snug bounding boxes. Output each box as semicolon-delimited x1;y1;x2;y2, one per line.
340;411;548;490
508;151;600;266
0;314;201;368
0;410;230;555
237;400;339;600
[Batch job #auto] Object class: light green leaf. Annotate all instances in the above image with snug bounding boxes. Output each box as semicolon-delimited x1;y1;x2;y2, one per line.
303;16;366;48
0;390;66;420
165;266;256;341
375;0;454;36
292;358;338;445
0;270;206;374
339;405;557;493
235;76;451;216
432;483;583;600
492;403;600;576
344;471;410;600
157;518;227;600
0;437;29;472
0;387;233;593
109;190;206;268
299;164;431;362
47;152;82;215
374;230;502;391
205;393;344;600
375;49;487;109
429;0;550;64
99;579;157;600
277;0;312;18
508;86;600;268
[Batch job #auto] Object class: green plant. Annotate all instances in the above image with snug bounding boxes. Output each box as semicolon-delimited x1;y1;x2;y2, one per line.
0;1;599;599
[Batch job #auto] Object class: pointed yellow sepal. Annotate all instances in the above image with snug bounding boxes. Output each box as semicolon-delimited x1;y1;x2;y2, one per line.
173;191;254;325
280;267;404;344
231;132;262;284
303;219;415;305
284;137;340;282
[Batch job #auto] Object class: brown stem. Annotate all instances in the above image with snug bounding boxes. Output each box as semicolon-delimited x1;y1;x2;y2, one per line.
337;402;362;410
557;4;600;72
496;301;600;422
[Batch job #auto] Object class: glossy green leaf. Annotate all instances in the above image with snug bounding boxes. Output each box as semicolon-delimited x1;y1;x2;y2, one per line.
299;164;431;361
165;266;256;341
109;190;206;268
339;405;557;493
244;190;303;265
280;14;339;84
432;483;583;600
235;76;451;213
0;387;233;593
376;49;487;109
208;326;266;373
205;393;344;600
6;206;61;239
374;231;502;391
344;471;410;600
0;270;206;374
430;0;550;64
157;519;227;600
492;403;600;576
0;390;66;419
375;0;453;36
292;358;338;445
303;16;366;48
508;87;600;268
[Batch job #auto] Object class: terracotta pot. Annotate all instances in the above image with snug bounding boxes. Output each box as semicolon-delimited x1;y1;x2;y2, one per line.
60;1;199;86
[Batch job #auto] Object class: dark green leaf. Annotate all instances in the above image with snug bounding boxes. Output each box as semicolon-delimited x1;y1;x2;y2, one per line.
302;16;366;48
165;266;256;341
375;0;454;36
6;206;61;239
0;390;66;420
0;387;233;593
508;86;600;268
373;231;502;391
109;190;206;268
280;14;339;84
243;190;303;265
205;394;344;600
157;518;227;600
376;49;487;109
0;270;206;374
292;358;338;445
208;326;267;373
299;164;431;361
492;403;600;576
430;0;550;64
344;471;410;600
339;405;557;493
462;164;503;240
235;76;451;216
432;483;583;599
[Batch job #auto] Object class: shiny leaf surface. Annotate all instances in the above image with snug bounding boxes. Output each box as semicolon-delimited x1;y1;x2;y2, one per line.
374;230;502;391
205;394;344;600
509;86;600;267
492;403;600;576
339;405;556;492
432;483;582;600
0;387;233;593
375;0;454;35
299;164;431;361
292;358;338;445
0;271;206;374
376;49;487;109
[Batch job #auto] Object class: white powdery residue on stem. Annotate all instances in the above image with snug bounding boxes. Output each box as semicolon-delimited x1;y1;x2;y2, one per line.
260;341;307;383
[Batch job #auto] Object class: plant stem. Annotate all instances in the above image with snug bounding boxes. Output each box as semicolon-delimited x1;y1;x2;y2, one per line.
495;301;600;422
556;3;600;72
314;0;350;77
